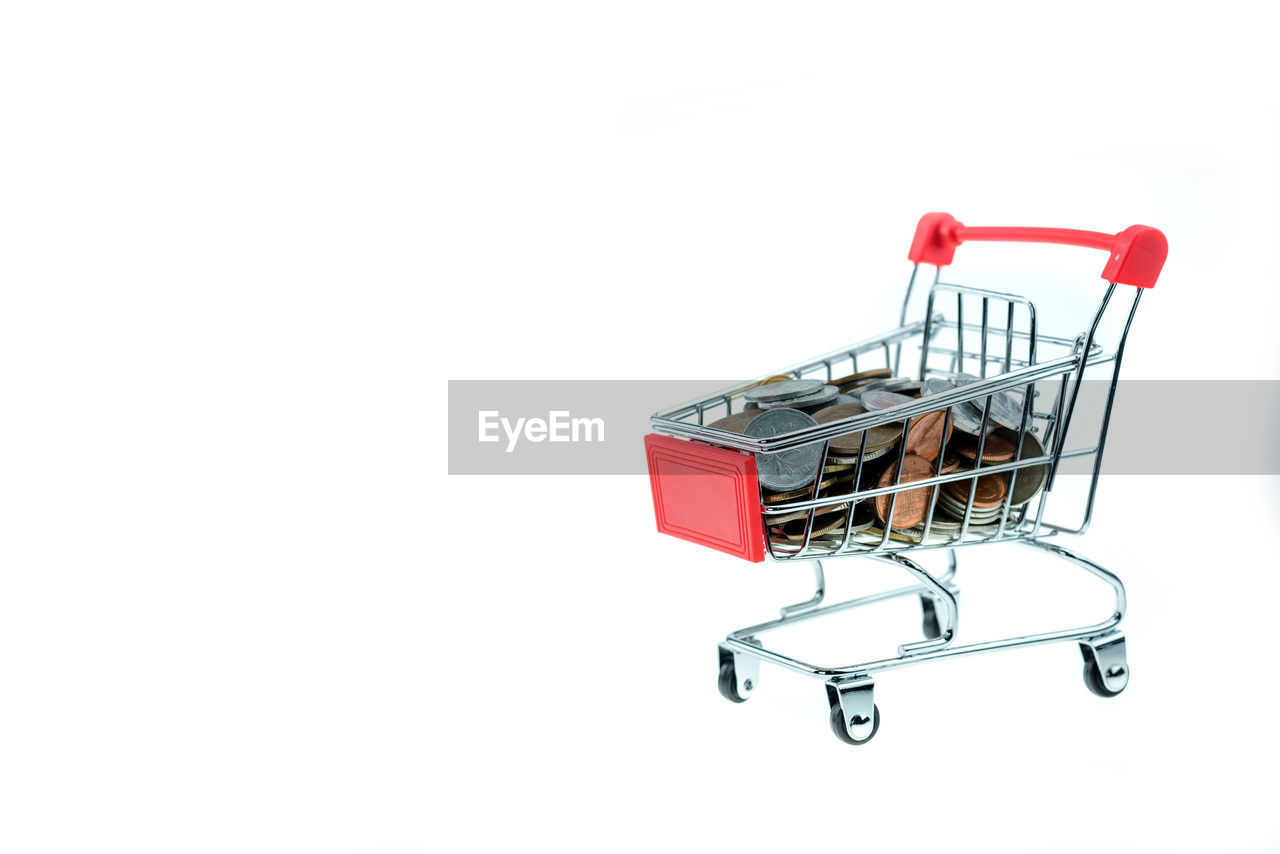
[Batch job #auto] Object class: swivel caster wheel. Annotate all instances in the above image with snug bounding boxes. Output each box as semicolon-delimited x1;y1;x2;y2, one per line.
825;676;879;746
829;701;880;745
1080;634;1128;698
717;643;759;703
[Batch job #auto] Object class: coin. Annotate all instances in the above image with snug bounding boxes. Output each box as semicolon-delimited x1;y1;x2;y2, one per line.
921;376;994;435
861;377;924;396
873;454;935;528
950;430;1017;463
903;408;952;462
812;402;901;457
1002;429;1048;506
943;473;1008;509
744;379;824;403
766;501;851;526
758;384;838;410
761;374;794;384
830;368;892;390
761;473;853;504
826;443;896;465
954;373;1026;430
860;389;914;411
772;509;851;542
706;410;764;434
939;451;963;473
743;407;823;491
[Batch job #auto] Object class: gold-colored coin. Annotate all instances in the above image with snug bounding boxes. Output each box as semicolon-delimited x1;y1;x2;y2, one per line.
812;402;901;456
762;474;853;503
705;410;764;434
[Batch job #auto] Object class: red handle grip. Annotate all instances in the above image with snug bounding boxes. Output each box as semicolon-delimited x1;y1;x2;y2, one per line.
908;212;1167;288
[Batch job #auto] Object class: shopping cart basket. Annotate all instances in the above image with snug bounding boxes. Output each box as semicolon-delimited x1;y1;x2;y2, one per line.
645;212;1167;744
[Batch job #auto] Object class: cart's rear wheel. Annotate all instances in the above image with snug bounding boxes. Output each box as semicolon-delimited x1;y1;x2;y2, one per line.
1083;659;1126;698
717;660;747;703
829;701;880;745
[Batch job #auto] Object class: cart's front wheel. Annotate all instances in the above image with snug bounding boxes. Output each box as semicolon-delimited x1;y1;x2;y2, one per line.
829;701;880;745
1083;659;1126;698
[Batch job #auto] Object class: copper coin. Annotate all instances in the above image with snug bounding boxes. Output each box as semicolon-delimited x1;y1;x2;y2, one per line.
943;473;1008;508
706;410;764;434
951;430;1016;463
903;409;953;462
939;451;963;474
812;402;901;456
830;368;892;390
760;374;794;384
873;454;935;528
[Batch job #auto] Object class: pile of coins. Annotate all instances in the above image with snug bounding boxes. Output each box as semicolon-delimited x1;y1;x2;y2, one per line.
706;370;1049;550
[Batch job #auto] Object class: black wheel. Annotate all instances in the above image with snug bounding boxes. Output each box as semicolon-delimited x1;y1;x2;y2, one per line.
829;702;880;745
920;596;940;639
1083;659;1126;698
718;660;746;703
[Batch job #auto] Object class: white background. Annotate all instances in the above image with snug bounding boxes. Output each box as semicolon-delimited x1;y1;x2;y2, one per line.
2;2;1279;853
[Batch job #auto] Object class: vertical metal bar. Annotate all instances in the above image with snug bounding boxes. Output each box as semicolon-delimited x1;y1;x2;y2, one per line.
1072;287;1144;535
876;419;912;549
1004;302;1015;373
1047;284;1116;489
919;407;954;544
918;287;940;381
959;402;992;541
838;427;871;551
956;293;965;374
901;265;921;376
979;297;989;378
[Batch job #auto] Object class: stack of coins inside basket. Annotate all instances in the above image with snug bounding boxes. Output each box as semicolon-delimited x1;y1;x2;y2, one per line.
706;369;1049;553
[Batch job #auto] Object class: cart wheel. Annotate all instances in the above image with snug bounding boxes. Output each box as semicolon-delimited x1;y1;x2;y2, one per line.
829;701;880;745
920;596;941;639
718;660;747;703
1083;659;1126;698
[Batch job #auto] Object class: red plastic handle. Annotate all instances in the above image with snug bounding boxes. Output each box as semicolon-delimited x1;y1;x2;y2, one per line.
908;212;1167;288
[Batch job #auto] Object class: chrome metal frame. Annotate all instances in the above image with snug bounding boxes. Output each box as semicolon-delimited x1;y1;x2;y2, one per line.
653;262;1141;743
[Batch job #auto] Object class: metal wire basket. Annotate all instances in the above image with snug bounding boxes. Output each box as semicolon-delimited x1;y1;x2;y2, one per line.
644;212;1167;745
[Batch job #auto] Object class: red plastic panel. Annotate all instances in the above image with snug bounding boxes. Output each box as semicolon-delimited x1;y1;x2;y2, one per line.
645;434;764;563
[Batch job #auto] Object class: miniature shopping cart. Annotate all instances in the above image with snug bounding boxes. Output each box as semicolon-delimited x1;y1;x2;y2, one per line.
645;213;1167;745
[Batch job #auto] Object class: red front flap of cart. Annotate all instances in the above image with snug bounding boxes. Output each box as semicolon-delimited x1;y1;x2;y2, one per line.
645;434;765;563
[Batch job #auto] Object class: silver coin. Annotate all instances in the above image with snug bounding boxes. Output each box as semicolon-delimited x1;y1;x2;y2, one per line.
758;384;838;410
743;407;823;491
953;373;1026;430
743;379;824;403
859;390;914;411
921;377;992;434
831;393;860;406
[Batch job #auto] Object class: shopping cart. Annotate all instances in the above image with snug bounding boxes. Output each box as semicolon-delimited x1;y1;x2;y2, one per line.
644;213;1167;744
